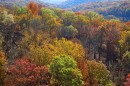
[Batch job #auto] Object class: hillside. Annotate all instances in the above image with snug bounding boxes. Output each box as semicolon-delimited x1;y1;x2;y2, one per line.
60;0;122;8
43;0;66;4
0;1;130;86
0;0;54;7
68;0;130;21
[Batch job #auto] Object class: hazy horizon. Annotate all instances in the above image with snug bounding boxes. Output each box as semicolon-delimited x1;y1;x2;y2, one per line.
41;0;67;4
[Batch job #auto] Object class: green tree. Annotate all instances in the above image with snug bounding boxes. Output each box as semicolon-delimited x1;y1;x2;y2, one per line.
61;11;77;26
16;7;27;15
60;25;78;39
41;8;61;36
49;54;84;86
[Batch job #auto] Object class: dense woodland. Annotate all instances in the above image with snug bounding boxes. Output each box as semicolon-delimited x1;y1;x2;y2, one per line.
0;1;130;86
59;0;123;8
68;0;130;22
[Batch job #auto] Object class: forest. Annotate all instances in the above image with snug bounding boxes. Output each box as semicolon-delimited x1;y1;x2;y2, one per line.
68;0;130;22
0;1;130;86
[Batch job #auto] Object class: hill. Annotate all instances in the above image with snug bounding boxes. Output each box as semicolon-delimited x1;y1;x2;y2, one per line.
0;0;53;7
60;0;122;8
68;0;130;21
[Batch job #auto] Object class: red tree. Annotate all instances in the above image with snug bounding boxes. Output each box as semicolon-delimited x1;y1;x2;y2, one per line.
125;73;130;86
4;58;50;86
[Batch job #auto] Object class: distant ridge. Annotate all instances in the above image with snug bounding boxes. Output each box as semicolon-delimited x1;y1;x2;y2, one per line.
0;0;52;7
60;0;124;8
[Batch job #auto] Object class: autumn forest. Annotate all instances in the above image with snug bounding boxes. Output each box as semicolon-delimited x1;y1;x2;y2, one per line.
0;1;130;86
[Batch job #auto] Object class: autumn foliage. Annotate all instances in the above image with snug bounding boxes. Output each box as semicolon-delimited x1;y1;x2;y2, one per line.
0;50;7;86
27;2;40;15
49;54;84;86
4;58;50;86
124;73;130;86
77;59;89;86
0;1;130;85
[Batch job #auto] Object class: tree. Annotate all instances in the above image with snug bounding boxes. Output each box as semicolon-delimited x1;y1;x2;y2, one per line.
124;73;130;86
27;2;40;16
61;11;77;26
41;8;61;36
0;50;7;86
122;51;130;75
60;25;78;39
16;7;28;15
15;7;28;26
86;60;110;86
98;20;124;62
49;54;84;86
119;31;130;57
77;59;89;86
17;28;45;56
4;58;50;86
0;10;24;59
0;10;14;25
43;38;85;61
74;14;89;36
85;11;104;28
0;33;3;49
29;38;85;65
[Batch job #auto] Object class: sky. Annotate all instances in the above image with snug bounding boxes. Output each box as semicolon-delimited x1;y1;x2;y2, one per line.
41;0;67;4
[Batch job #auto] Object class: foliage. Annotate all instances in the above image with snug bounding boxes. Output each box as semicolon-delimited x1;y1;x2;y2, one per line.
0;50;7;86
29;38;85;65
85;11;104;27
86;60;110;86
119;31;130;55
77;59;89;86
41;8;58;18
61;11;77;26
0;33;3;49
60;25;78;39
122;51;130;74
27;2;40;16
41;8;61;35
43;38;85;62
0;10;14;25
4;58;50;86
18;29;47;58
29;44;51;66
16;7;28;15
74;14;89;34
0;2;129;85
49;54;84;86
124;73;130;86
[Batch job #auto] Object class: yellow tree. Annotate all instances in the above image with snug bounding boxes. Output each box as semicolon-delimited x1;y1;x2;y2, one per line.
29;38;85;65
41;8;61;37
86;60;112;86
0;50;7;86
